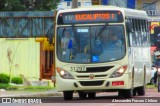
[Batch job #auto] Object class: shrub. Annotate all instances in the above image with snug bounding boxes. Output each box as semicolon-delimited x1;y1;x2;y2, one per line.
0;73;10;84
11;77;23;84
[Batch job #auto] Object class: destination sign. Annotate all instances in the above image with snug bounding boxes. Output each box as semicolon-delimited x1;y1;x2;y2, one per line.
57;11;123;24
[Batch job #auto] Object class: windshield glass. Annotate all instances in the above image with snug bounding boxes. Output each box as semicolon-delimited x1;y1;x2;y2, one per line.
57;25;125;63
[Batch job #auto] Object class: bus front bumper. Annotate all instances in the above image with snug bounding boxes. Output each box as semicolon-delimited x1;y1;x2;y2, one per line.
56;74;131;92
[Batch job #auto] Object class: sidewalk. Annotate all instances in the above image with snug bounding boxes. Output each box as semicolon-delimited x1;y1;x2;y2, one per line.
0;89;63;97
0;87;158;97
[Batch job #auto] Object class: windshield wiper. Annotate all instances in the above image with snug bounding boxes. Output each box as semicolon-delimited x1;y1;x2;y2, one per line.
71;24;77;41
71;24;80;51
96;23;108;39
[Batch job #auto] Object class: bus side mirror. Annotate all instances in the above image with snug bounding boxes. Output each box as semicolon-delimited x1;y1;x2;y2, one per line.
126;21;133;33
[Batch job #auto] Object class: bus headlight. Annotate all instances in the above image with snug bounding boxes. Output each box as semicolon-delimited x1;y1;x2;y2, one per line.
57;68;74;79
110;65;127;78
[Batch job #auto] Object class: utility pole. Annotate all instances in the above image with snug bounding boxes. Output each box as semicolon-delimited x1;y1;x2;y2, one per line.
72;0;78;8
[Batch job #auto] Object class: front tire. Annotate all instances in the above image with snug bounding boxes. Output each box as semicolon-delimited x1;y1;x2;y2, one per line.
133;88;137;96
118;90;124;97
63;91;73;100
137;86;145;96
137;68;146;96
119;88;135;98
78;92;87;99
88;92;96;99
123;89;133;98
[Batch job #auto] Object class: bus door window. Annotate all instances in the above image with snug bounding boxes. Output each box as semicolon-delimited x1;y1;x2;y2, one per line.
91;26;125;62
75;28;90;62
107;27;124;55
91;26;104;56
77;28;90;53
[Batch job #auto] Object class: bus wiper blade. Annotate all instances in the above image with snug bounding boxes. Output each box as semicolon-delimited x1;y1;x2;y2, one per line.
96;23;108;39
71;24;80;50
71;24;78;42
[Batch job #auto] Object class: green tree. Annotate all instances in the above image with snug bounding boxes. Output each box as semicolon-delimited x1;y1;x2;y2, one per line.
1;0;26;11
0;0;6;11
0;0;60;11
33;0;60;11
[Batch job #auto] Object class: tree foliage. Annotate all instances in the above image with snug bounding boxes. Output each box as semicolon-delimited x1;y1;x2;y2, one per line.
0;0;60;11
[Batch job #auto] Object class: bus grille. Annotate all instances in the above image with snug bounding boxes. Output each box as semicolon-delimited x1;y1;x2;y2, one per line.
76;66;114;73
77;75;107;78
79;81;104;86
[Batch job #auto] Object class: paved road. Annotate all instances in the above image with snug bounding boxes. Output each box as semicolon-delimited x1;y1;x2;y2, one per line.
3;103;160;106
1;88;160;106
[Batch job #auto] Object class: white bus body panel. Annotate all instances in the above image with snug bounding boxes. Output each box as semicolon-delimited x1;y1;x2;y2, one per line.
55;6;151;92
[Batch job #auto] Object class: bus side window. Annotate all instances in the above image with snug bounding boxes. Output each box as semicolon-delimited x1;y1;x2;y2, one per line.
126;18;133;47
142;20;146;46
135;19;140;46
145;20;150;46
132;18;137;47
138;19;143;46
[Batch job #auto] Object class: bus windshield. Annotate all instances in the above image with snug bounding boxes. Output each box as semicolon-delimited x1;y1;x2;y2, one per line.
57;25;125;63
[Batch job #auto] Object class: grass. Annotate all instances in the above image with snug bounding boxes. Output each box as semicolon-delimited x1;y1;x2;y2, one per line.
22;86;54;92
0;83;54;92
0;83;11;89
146;84;157;89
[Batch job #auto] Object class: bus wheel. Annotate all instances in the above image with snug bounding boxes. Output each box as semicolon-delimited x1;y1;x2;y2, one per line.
133;88;137;96
137;86;145;96
137;69;146;96
63;91;73;100
88;92;96;99
119;88;135;98
78;92;87;99
118;90;124;97
123;89;133;98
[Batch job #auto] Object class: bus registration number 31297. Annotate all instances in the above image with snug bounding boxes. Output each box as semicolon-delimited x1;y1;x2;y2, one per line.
70;66;86;71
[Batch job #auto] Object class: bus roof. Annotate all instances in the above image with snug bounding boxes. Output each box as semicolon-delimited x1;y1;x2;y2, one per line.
58;5;148;19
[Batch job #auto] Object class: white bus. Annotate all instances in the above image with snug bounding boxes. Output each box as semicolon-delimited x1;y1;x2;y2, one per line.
54;6;151;100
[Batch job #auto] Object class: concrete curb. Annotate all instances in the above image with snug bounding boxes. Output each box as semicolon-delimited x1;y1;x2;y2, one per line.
0;92;63;97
